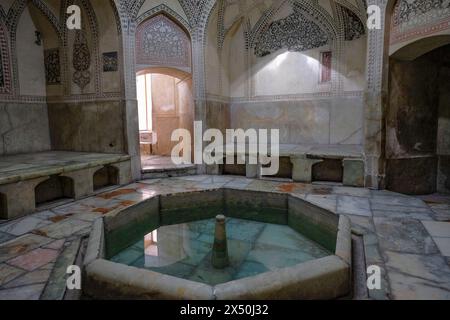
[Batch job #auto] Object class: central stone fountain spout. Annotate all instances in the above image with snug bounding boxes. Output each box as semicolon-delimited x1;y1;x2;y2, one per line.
212;214;229;269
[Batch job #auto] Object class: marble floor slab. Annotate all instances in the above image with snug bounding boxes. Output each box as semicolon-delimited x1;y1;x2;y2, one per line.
0;176;448;299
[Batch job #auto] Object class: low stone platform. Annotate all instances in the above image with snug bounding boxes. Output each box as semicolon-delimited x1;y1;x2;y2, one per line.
0;151;132;220
141;156;196;179
221;144;364;186
0;176;448;300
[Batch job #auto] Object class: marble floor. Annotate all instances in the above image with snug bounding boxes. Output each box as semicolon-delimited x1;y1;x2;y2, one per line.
0;175;449;300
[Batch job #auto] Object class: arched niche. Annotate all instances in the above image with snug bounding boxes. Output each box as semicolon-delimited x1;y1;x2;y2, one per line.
91;0;122;93
15;3;48;96
93;165;119;191
26;2;62;96
2;2;60;155
312;159;344;183
0;192;7;219
35;175;75;207
262;157;293;179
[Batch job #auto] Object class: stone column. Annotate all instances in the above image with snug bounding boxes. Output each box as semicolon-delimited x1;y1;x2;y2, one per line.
191;26;208;174
111;161;133;185
245;154;261;178
290;156;323;183
343;159;365;187
193;1;224;175
212;214;229;269
246;163;262;179
118;0;142;181
61;166;103;199
364;0;390;189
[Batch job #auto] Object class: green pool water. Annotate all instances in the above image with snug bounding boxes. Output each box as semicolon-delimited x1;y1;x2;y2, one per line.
109;218;331;286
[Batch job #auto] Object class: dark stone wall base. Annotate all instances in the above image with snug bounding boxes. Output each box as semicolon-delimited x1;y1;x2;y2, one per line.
386;156;438;195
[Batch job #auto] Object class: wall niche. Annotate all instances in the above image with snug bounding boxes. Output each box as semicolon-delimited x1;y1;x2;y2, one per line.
93;166;119;191
35;176;75;207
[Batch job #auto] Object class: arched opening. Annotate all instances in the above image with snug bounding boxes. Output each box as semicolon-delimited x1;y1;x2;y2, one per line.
386;41;450;194
221;158;246;176
364;0;450;189
262;157;293;179
137;69;194;159
135;14;194;172
35;175;74;207
277;157;294;179
0;192;7;219
391;35;450;61
378;0;450;194
312;159;344;183
93;166;119;191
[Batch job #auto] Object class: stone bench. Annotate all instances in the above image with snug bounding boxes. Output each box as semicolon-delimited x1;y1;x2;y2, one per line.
221;144;365;187
0;151;132;220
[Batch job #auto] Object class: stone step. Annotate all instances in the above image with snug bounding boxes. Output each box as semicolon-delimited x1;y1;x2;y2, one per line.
141;165;197;179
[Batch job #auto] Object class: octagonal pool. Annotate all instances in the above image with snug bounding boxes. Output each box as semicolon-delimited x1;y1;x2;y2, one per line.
109;217;331;286
83;188;352;300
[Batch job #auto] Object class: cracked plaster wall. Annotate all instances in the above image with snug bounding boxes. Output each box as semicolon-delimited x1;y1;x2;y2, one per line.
0;103;51;155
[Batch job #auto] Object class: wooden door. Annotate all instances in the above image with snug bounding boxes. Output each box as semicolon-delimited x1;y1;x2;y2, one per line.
151;74;179;156
151;74;194;157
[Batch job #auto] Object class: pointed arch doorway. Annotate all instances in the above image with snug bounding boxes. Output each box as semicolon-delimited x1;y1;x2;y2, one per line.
135;13;194;173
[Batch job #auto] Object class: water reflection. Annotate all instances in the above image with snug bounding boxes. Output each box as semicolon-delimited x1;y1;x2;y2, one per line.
110;218;331;285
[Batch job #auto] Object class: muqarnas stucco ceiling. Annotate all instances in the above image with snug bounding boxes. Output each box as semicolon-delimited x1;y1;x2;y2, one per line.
253;3;366;57
342;6;365;41
254;9;329;57
393;0;450;26
178;0;209;24
136;14;191;69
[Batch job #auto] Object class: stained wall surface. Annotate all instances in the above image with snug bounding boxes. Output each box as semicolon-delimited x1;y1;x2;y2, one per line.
0;1;126;156
387;45;450;194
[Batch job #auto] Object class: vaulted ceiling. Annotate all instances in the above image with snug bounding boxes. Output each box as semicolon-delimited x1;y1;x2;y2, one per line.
213;0;367;56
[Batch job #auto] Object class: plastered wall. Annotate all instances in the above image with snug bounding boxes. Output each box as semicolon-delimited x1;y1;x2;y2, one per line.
205;0;367;146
